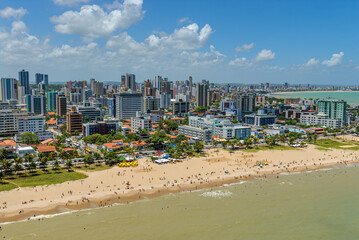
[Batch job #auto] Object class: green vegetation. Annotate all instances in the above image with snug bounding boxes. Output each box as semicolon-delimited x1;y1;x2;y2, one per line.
194;106;207;113
5;169;87;188
74;163;111;172
84;133;125;145
243;144;297;153
20;132;40;145
0;181;17;192
314;139;359;151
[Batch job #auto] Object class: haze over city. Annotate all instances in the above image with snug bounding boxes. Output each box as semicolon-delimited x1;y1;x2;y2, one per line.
0;0;358;84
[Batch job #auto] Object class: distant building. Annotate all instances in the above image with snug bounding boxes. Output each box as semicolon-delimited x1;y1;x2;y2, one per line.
196;82;209;107
66;106;83;135
172;100;189;116
76;106;101;121
143;96;160;112
236;93;256;112
47;92;58;112
56;93;67;116
0;78;16;103
24;95;46;115
115;92;142;120
19;69;30;95
35;73;48;85
220;98;237;112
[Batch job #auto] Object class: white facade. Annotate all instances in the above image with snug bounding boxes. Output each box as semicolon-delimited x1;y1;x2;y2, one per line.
17;116;46;133
300;112;341;128
131;117;152;133
178;125;212;143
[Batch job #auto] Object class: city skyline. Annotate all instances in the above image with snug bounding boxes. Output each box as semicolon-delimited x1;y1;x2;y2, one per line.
0;0;358;84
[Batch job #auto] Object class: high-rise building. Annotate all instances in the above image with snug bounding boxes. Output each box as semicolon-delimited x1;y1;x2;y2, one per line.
19;69;30;95
24;95;46;115
143;96;160;112
115;92;142;120
66;106;83;135
18;86;25;104
47;92;58;112
318;99;347;122
0;78;16;103
196;82;209;107
35;73;48;85
56;93;67;116
236;94;256;112
124;73;136;91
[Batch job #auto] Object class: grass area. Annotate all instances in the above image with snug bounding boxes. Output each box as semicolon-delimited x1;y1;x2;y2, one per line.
0;181;18;192
74;163;111;172
4;169;87;188
314;139;359;151
315;146;331;151
243;144;298;153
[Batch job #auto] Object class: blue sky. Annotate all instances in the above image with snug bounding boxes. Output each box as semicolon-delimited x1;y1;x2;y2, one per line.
0;0;358;84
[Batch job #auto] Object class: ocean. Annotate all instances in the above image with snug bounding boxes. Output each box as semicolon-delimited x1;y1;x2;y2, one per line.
1;165;359;240
272;91;359;107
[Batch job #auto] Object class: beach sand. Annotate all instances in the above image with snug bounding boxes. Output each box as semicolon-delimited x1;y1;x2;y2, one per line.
0;141;358;223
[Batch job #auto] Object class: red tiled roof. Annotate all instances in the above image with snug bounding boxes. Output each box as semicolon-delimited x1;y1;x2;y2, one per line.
37;145;56;153
0;140;16;147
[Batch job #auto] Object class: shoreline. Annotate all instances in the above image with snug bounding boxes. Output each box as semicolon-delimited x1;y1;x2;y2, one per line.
271;90;359;95
1;144;359;224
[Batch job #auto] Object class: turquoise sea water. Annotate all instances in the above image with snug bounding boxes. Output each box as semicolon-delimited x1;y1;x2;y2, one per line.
1;165;359;240
272;91;359;106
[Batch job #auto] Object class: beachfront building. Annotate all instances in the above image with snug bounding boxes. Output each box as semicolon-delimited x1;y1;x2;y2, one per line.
317;99;346;122
244;110;276;127
178;125;212;143
214;125;251;139
300;112;342;128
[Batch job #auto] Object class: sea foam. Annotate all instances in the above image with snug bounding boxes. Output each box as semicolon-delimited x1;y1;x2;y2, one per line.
201;190;233;198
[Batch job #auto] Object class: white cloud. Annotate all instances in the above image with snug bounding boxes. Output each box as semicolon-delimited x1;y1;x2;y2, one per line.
106;23;213;52
229;57;253;67
304;58;320;67
53;0;90;7
178;17;190;24
255;49;275;62
322;52;344;67
51;0;144;38
0;7;27;19
235;43;255;52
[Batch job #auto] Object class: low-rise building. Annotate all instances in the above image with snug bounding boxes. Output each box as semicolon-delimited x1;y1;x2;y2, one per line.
244;110;276;127
17;116;46;133
178;125;212;143
131;117;152;133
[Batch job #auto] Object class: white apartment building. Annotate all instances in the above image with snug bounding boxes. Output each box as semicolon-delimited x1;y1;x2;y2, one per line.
16;116;46;133
300;112;341;128
131;117;152;133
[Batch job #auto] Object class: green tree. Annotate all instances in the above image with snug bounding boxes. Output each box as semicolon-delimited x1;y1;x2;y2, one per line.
20;132;39;145
84;115;92;123
193;141;205;152
66;160;73;171
194;106;206;113
83;155;93;167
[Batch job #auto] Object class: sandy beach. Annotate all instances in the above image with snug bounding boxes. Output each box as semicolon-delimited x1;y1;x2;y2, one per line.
1;142;359;223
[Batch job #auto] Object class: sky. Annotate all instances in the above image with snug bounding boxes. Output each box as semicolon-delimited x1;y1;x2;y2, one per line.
0;0;358;84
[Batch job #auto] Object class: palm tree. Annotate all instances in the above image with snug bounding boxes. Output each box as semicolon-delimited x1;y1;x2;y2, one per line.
66;160;73;171
94;152;101;165
83;155;93;167
13;156;23;175
1;159;13;176
0;149;8;160
53;159;60;170
29;160;37;172
40;157;48;170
